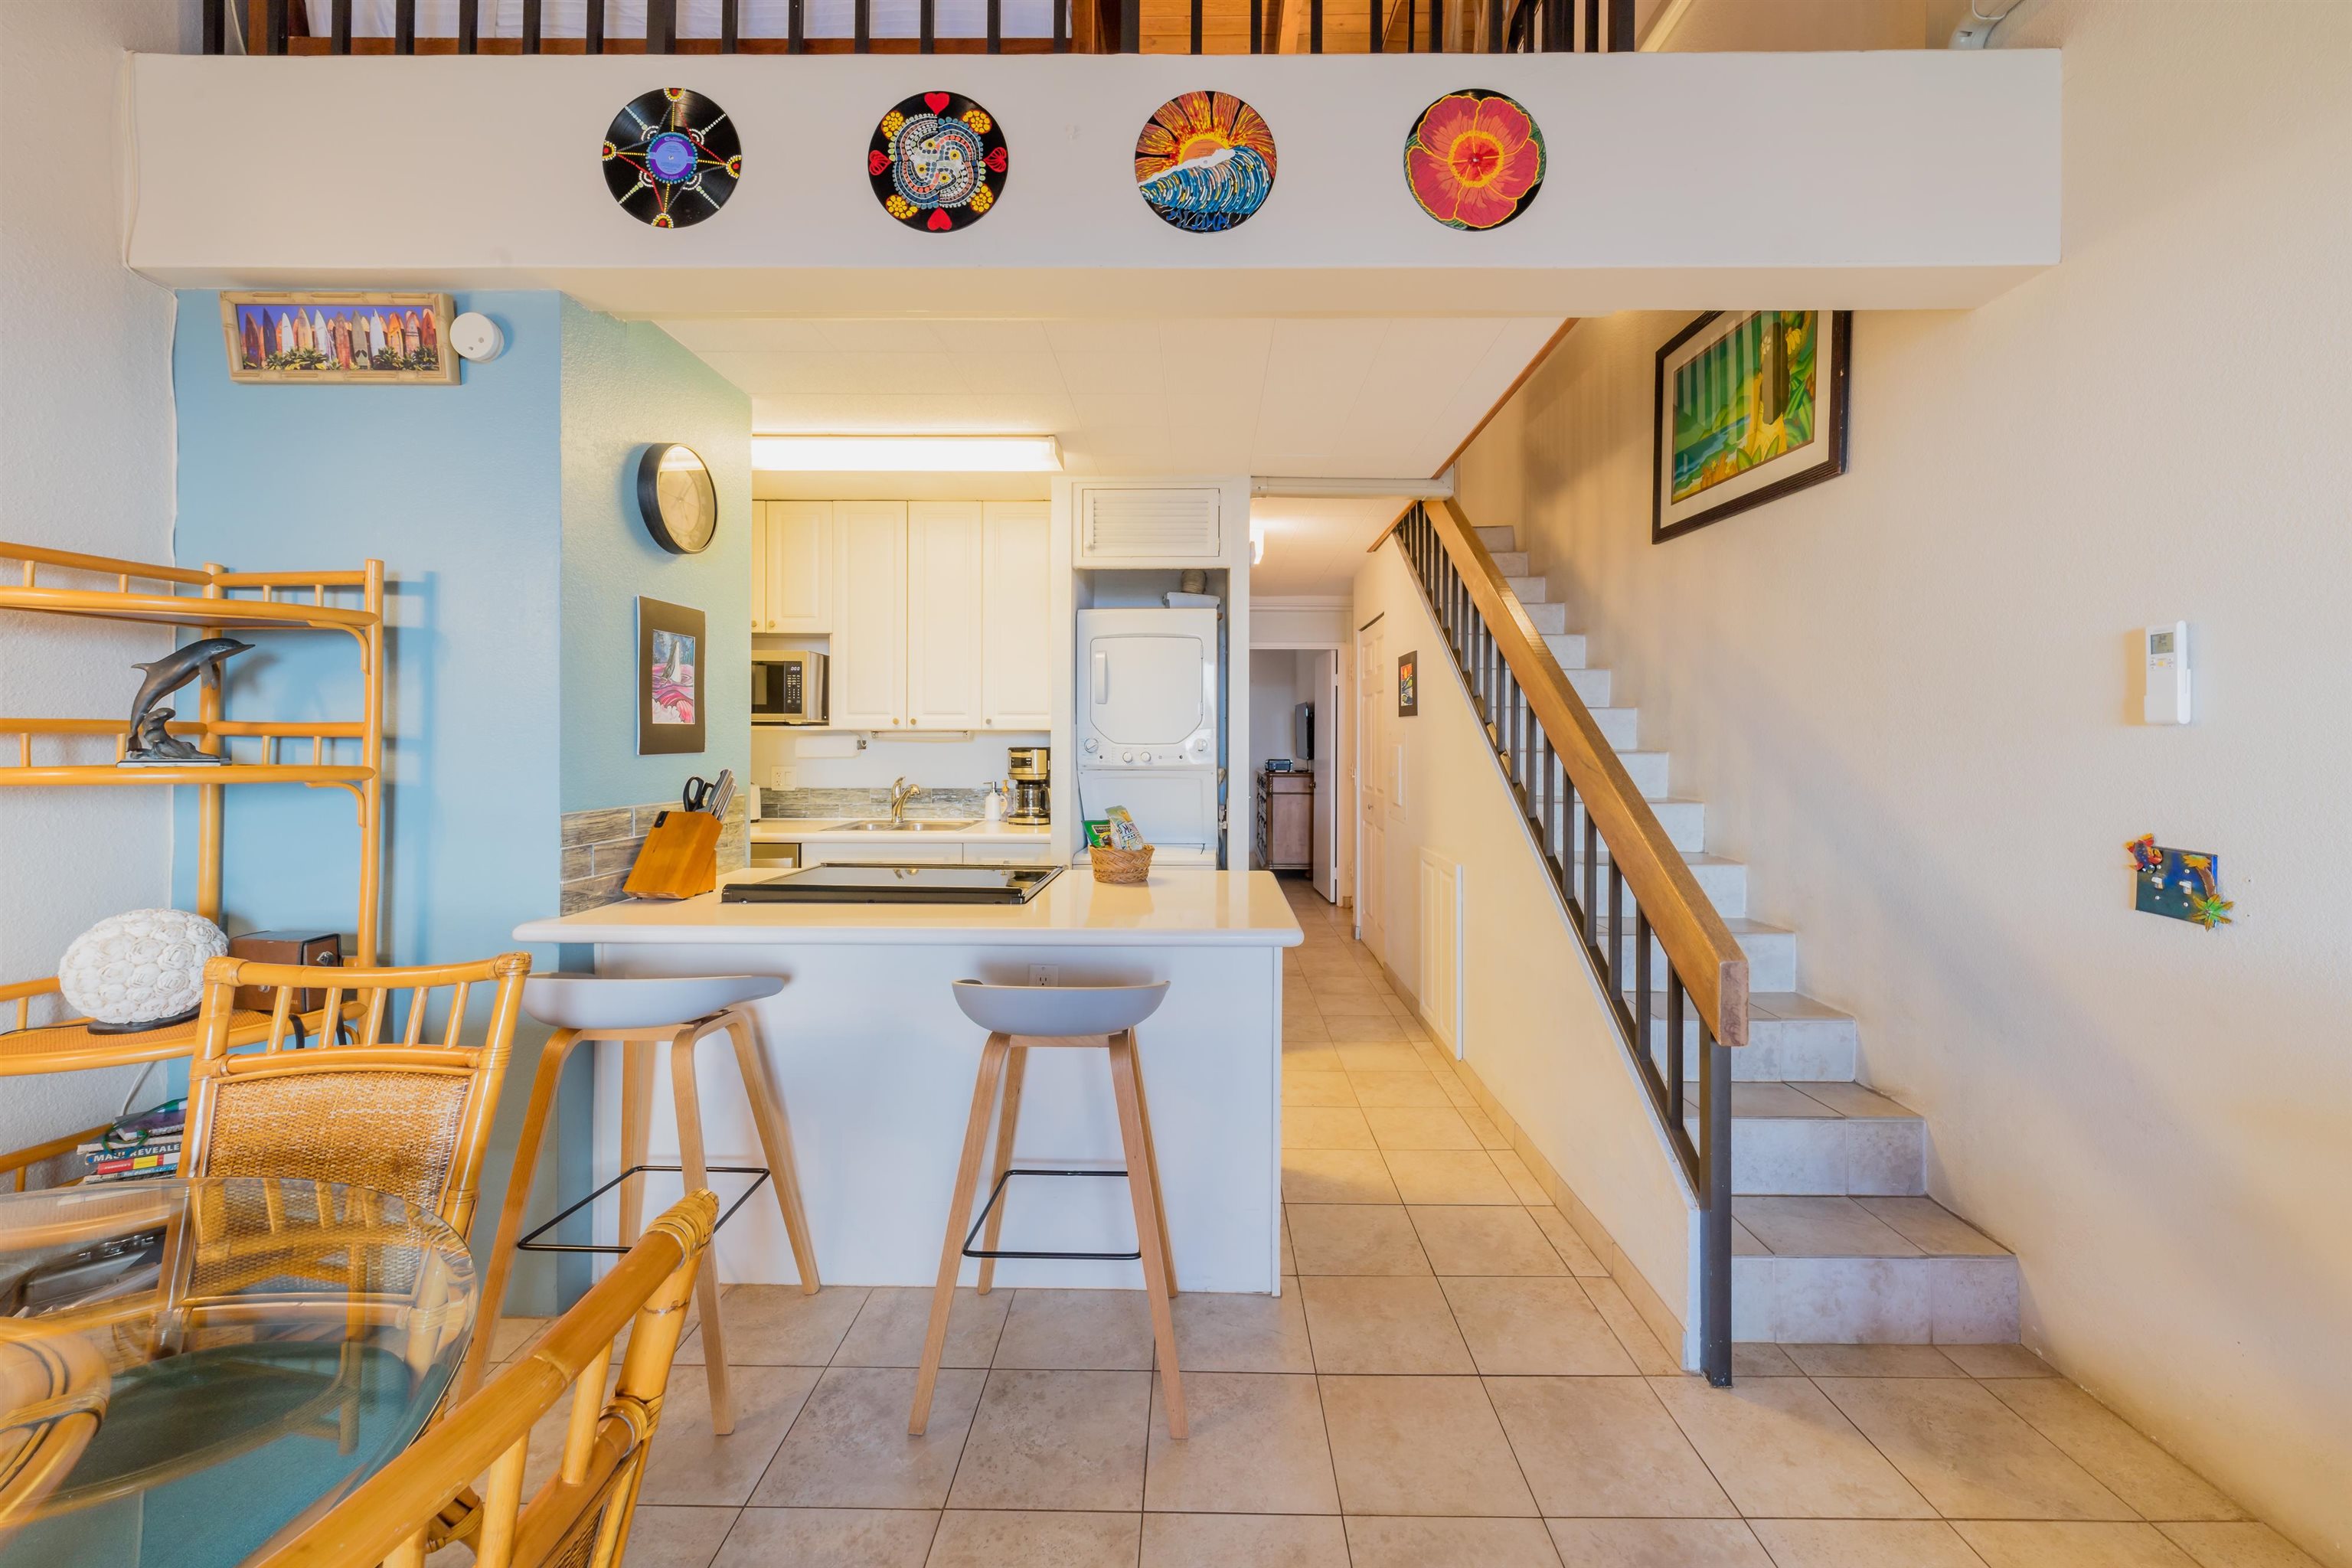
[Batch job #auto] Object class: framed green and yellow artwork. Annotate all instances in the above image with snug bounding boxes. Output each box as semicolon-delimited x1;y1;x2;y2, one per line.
1652;310;1851;543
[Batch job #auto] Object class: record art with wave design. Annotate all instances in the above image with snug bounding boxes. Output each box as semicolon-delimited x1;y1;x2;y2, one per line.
602;87;742;229
1135;91;1276;234
870;91;1008;233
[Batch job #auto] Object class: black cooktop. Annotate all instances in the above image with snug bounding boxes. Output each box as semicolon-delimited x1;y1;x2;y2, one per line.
720;864;1062;905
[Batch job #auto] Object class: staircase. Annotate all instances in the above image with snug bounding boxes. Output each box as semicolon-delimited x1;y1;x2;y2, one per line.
1478;522;2020;1346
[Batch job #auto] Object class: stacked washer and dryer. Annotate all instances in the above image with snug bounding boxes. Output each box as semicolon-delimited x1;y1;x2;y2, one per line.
1073;607;1224;867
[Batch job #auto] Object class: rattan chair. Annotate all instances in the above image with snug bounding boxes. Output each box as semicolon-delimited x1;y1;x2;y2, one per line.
246;1189;718;1568
181;952;532;1243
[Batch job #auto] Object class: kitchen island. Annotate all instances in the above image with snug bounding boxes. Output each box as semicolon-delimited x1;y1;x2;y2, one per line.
514;868;1302;1293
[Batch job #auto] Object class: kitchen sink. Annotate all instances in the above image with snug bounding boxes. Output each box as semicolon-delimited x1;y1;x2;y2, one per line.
835;818;979;832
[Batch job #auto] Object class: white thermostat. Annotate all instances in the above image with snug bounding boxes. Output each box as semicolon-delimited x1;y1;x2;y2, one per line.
2144;622;2191;724
449;312;505;363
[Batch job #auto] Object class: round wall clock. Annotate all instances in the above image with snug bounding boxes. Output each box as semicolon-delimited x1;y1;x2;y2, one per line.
1403;90;1545;232
637;445;718;554
869;92;1008;233
603;87;742;229
1135;91;1277;234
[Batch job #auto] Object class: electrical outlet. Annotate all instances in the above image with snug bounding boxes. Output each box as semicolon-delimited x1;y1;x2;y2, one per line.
1028;964;1058;986
766;766;788;789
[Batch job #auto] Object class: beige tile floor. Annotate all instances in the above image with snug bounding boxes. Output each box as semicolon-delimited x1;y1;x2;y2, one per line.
476;880;2319;1568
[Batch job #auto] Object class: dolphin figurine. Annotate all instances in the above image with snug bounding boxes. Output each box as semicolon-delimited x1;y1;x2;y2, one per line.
120;637;253;765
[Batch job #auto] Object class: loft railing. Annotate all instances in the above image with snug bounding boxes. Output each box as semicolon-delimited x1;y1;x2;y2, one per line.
1385;498;1745;1386
209;0;1631;53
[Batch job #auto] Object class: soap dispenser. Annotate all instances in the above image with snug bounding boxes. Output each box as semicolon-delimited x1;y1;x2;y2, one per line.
982;779;1004;824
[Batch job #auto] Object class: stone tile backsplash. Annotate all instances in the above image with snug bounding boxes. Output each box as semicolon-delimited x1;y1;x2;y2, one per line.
559;796;748;915
756;786;993;820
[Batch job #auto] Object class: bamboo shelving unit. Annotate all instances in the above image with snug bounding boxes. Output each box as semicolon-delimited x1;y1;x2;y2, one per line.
0;541;386;1096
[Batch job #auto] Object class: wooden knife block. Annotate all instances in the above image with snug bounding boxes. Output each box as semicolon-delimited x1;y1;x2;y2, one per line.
624;810;720;900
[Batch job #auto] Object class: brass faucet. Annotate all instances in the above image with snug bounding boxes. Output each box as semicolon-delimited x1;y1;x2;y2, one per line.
888;776;922;828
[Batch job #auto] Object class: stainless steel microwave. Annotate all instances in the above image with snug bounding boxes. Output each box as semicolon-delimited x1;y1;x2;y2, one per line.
752;652;828;725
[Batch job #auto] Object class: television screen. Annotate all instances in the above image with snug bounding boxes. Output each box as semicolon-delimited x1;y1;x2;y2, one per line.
1294;701;1315;762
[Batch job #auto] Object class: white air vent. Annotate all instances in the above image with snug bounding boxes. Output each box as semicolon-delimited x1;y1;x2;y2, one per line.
1076;486;1222;563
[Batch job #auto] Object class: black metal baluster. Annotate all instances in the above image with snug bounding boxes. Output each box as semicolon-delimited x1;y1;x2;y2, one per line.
1406;0;1415;50
1560;774;1578;911
646;0;672;52
1250;0;1263;51
520;0;538;52
587;0;606;52
1054;0;1067;51
921;0;936;50
1608;0;1632;47
1583;0;1596;48
1666;968;1685;1116
1311;0;1322;51
1485;0;1500;52
332;0;354;52
723;0;740;51
395;0;415;53
1700;1016;1732;1386
1583;804;1599;947
1431;0;1442;50
1635;907;1655;1077
459;0;479;53
204;0;225;54
264;0;286;53
988;0;1002;51
1121;0;1139;50
1607;856;1624;995
1370;0;1381;51
1190;0;1201;52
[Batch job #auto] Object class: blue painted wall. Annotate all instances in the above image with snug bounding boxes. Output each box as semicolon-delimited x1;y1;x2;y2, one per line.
172;291;749;1311
558;299;752;812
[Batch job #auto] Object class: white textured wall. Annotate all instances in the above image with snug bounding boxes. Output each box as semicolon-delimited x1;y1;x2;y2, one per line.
0;0;191;1147
1457;3;2352;1558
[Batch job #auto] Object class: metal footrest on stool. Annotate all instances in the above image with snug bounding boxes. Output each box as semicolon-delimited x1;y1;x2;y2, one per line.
962;1167;1140;1263
516;1162;772;1256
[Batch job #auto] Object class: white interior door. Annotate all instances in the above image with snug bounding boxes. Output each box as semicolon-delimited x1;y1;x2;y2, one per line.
1356;619;1387;954
906;501;985;730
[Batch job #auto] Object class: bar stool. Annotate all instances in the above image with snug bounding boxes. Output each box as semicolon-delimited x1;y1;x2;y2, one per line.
462;973;822;1435
909;979;1186;1439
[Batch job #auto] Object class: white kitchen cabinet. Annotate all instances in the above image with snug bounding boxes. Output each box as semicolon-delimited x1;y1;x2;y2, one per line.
763;501;833;633
981;502;1052;730
906;502;985;730
833;501;908;730
801;841;963;867
750;506;773;632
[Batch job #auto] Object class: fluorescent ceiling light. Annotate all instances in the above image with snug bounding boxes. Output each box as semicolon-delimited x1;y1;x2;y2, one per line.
1251;474;1455;499
753;435;1061;472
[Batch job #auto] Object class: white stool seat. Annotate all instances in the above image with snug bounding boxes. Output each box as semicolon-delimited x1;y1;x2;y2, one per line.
522;972;782;1031
952;979;1168;1038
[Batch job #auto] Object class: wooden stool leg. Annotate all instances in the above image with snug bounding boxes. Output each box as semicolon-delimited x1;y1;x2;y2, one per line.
669;1027;734;1436
455;1028;580;1403
616;1038;655;1250
1108;1029;1185;1439
1129;1040;1178;1298
975;1044;1028;1295
910;1031;1011;1436
720;1010;822;1295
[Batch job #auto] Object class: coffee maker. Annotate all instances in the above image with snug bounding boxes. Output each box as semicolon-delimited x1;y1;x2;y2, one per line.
1005;746;1050;825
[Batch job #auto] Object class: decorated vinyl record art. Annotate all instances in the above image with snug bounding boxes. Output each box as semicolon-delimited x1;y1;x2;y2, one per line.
1403;89;1544;232
870;92;1008;233
1134;91;1276;234
603;87;743;228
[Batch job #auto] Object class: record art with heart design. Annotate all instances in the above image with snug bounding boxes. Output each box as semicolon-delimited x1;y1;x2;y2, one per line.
870;91;1008;233
603;87;742;229
1134;90;1276;234
1403;89;1544;232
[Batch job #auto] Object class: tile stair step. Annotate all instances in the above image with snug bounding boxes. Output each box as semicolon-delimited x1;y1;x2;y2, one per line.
1729;1195;2017;1343
1488;550;1531;577
1517;599;1570;635
1566;793;1699;851
1628;990;1860;1081
1506;693;1636;748
1545;632;1588;668
1584;845;1746;916
1563;665;1612;706
1612;749;1671;798
1598;910;1790;989
1475;525;1518;550
1680;1082;1926;1197
1504;573;1549;601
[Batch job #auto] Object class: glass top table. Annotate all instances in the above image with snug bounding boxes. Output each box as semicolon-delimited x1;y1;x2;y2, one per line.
0;1177;475;1568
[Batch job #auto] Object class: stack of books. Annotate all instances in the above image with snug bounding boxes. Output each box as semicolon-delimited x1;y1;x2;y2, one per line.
79;1099;185;1184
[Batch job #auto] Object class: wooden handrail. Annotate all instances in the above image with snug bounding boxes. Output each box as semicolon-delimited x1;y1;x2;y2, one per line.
1416;498;1747;1048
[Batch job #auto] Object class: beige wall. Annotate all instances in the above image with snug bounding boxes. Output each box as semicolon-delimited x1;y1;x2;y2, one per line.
1456;3;2352;1559
0;1;191;1152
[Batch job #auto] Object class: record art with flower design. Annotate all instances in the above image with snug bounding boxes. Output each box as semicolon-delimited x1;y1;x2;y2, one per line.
870;92;1008;233
603;87;742;229
1403;89;1544;232
1134;91;1277;234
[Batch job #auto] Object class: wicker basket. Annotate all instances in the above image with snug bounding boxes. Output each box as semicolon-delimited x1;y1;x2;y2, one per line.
1089;844;1155;885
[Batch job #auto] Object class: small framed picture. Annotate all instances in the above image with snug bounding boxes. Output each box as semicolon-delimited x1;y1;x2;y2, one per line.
638;597;707;756
1396;652;1419;717
220;291;459;384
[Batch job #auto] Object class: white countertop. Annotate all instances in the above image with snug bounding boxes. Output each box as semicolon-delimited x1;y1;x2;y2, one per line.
515;867;1304;949
750;818;1052;845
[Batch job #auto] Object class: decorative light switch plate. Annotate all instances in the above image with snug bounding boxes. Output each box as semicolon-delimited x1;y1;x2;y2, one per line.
2128;837;2230;929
